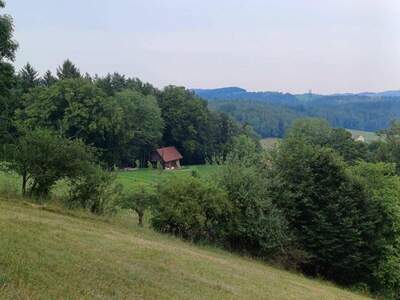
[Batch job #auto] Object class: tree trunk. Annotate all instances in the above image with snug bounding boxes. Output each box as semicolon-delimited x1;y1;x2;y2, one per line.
22;172;27;197
137;210;144;226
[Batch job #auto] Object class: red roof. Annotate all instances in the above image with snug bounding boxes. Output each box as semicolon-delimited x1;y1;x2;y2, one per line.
156;146;183;163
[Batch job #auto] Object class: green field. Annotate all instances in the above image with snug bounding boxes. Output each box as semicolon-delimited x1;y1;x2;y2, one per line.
0;165;219;197
117;164;218;190
0;198;371;300
346;129;381;143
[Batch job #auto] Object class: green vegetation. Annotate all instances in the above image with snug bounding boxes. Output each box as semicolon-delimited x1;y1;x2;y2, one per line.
117;165;218;189
267;119;400;298
0;199;371;300
0;165;219;196
203;93;400;139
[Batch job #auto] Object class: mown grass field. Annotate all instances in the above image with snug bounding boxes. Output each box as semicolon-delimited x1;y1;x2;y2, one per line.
260;138;281;150
0;165;219;197
0;198;371;300
117;164;218;190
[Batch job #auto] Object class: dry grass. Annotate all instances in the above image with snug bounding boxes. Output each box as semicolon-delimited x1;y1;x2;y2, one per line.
0;198;371;300
260;138;281;150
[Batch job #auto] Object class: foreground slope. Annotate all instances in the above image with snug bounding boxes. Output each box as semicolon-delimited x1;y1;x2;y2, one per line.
0;199;370;300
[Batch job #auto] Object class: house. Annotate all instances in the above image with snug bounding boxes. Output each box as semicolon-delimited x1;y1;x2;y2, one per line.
355;135;365;143
151;146;183;169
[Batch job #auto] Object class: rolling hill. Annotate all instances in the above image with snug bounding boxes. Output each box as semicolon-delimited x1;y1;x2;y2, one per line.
0;198;371;300
195;87;400;137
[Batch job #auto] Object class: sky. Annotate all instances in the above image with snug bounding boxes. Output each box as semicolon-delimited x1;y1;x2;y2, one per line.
5;0;400;94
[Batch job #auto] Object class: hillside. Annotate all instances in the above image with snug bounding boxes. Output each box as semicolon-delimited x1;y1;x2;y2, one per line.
0;199;371;300
195;87;400;137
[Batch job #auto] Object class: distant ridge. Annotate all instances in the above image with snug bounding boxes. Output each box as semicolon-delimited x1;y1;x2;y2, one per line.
193;86;400;138
193;86;400;103
193;87;299;105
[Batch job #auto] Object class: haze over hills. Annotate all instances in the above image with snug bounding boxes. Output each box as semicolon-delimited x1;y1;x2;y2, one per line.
193;87;400;138
193;87;400;103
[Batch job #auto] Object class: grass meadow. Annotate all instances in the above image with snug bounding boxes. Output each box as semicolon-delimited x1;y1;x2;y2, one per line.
0;164;219;198
0;198;372;300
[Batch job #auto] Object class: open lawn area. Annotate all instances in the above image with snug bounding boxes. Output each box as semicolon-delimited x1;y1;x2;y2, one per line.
0;165;220;196
117;164;218;190
260;138;281;150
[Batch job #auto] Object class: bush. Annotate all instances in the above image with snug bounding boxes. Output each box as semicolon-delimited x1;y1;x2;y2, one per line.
151;176;230;242
218;151;290;257
67;165;121;215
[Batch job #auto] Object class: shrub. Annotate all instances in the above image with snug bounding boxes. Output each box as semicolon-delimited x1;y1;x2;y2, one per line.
151;176;230;242
218;152;290;257
67;165;121;215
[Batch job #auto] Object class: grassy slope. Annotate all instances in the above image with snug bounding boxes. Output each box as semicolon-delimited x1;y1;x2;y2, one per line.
0;199;370;300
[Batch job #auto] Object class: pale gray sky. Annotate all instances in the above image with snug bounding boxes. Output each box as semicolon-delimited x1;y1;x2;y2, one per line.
5;0;400;94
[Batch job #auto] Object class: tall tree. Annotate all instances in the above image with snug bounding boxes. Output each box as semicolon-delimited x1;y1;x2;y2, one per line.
41;70;57;87
18;62;40;92
379;120;400;173
157;86;211;164
0;0;18;144
56;59;81;80
0;0;18;62
113;89;164;166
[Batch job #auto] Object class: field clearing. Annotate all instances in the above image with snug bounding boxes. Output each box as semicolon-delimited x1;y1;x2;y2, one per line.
260;137;281;149
117;164;218;190
0;165;219;196
346;129;381;143
0;199;371;300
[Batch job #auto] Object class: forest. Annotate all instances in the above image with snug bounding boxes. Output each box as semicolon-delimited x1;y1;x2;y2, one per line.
196;87;400;137
1;63;250;168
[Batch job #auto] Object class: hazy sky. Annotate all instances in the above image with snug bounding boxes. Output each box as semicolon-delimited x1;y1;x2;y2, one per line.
5;0;400;94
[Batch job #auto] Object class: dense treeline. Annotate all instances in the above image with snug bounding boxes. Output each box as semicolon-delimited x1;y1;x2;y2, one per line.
209;99;305;137
3;64;245;167
202;91;400;138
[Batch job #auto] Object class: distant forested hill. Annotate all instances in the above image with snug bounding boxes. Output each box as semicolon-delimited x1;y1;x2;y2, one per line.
195;87;400;137
194;87;300;105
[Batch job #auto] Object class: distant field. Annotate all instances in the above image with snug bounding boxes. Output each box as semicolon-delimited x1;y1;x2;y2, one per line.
346;129;381;143
0;164;219;196
260;137;281;149
117;164;219;190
